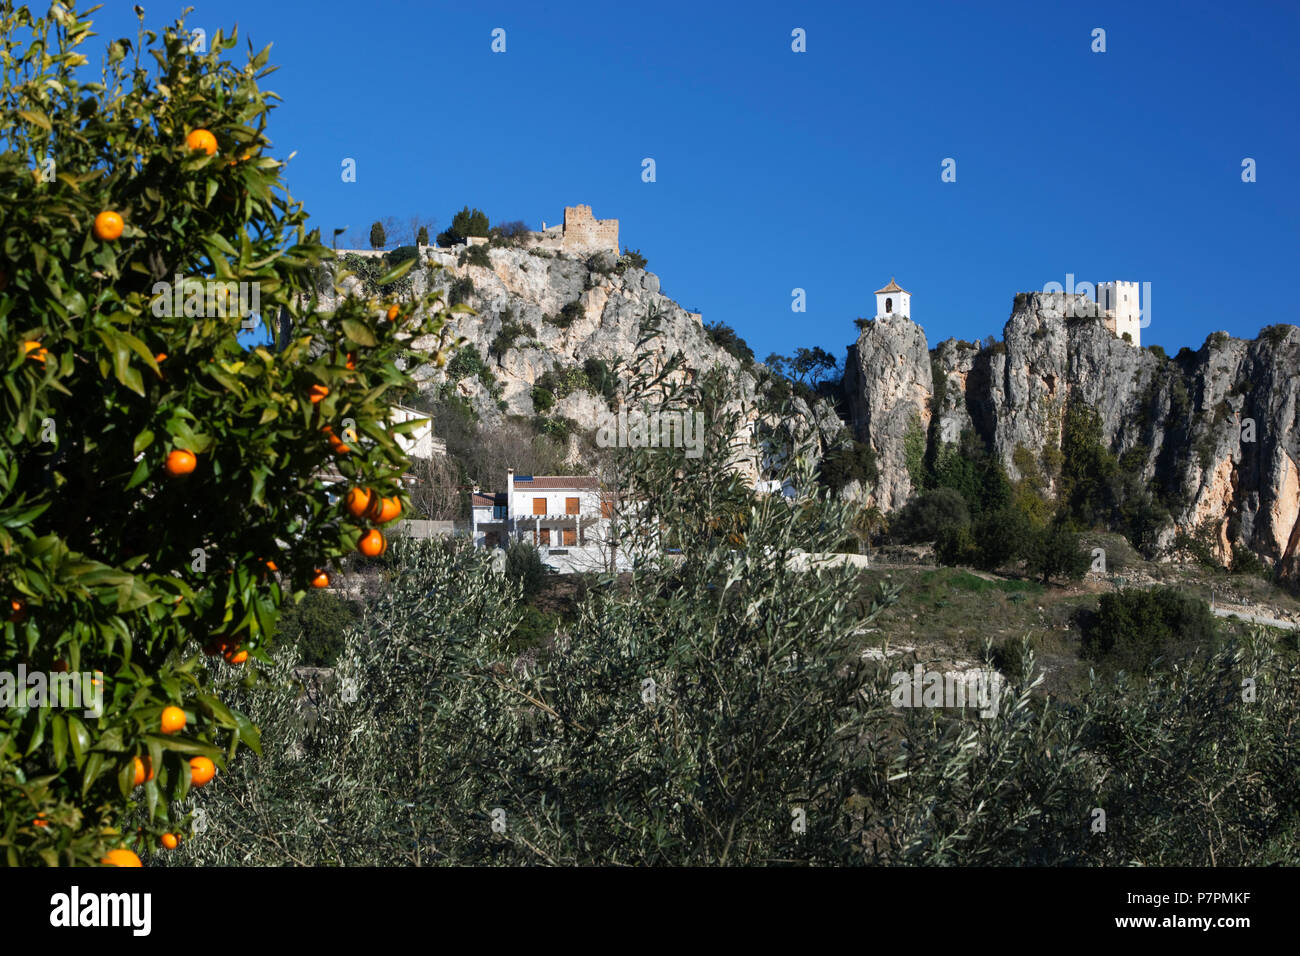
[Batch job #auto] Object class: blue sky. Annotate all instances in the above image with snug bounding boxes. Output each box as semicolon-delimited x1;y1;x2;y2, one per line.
91;0;1299;365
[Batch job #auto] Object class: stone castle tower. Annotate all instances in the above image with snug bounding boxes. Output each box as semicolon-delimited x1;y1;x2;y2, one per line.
1097;280;1142;347
537;205;619;256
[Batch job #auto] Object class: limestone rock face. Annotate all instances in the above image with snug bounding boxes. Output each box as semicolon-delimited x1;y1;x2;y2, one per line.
320;244;842;489
848;289;1300;573
846;314;934;511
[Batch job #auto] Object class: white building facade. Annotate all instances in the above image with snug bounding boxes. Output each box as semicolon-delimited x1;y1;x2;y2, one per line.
471;470;627;572
1096;280;1142;347
874;278;910;319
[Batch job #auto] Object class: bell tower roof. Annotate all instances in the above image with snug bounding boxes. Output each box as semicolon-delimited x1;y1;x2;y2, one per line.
874;277;907;295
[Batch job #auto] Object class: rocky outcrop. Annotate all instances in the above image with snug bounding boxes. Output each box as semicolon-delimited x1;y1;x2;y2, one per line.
321;243;844;490
849;291;1300;573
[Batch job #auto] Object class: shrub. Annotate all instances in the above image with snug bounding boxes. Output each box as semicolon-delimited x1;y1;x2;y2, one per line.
275;591;362;667
449;276;475;307
369;220;386;249
892;488;970;544
505;540;551;600
703;320;755;365
818;441;879;493
1083;587;1217;672
459;244;491;268
582;357;619;404
934;524;977;566
1024;525;1089;585
489;314;536;358
621;248;648;270
531;386;556;414
972;505;1031;570
416;225;429;246
385;244;418;266
446;345;488;383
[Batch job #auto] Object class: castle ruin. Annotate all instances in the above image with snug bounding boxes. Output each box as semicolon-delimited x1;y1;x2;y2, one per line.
535;205;619;256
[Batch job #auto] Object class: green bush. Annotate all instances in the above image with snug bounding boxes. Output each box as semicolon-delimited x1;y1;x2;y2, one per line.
972;504;1031;570
1083;587;1218;673
449;276;475;307
459;244;491;268
934;524;977;566
276;590;362;667
369;220;386;249
892;487;970;544
703;320;755;365
818;441;879;494
505;541;551;600
531;385;556;413
620;248;648;270
1024;524;1089;585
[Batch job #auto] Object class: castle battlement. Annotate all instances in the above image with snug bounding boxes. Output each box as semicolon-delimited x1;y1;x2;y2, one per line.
1097;280;1142;347
535;204;619;256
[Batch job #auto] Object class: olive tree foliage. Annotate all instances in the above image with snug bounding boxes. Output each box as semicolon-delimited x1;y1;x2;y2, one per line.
168;322;1300;866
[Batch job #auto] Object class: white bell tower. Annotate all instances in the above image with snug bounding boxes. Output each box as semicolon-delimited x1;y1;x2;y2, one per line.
874;277;910;319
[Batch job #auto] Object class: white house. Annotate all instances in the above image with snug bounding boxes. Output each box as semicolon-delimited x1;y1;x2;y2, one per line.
388;403;444;461
471;470;626;572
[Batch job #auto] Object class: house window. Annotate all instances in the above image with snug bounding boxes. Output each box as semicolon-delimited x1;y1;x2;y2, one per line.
885;297;893;313
566;497;580;515
493;504;507;519
538;528;550;546
562;527;576;547
533;497;547;515
601;500;613;518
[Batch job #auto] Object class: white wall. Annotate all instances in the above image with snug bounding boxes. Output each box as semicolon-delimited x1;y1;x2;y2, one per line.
875;291;911;318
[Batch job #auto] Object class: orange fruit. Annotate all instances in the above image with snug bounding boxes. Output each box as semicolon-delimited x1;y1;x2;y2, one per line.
203;638;230;657
310;570;330;588
93;210;124;241
386;304;399;321
132;755;154;786
322;426;350;454
377;496;402;524
160;833;180;850
189;756;215;787
185;128;217;155
8;600;26;623
265;559;278;572
23;340;47;364
223;645;248;664
52;658;68;673
164;449;197;476
101;848;142;867
345;487;380;520
308;384;329;404
33;813;48;828
358;529;387;557
345;353;355;370
159;705;186;735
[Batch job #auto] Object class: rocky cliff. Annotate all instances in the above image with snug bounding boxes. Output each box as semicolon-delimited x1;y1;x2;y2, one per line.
850;292;1300;574
321;243;844;482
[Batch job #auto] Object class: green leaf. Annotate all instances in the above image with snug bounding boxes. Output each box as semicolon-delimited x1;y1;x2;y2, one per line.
18;110;52;131
132;429;154;456
341;319;377;347
376;256;416;287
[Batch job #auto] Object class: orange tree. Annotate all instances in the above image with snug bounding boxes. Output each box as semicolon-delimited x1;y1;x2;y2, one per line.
0;2;460;864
